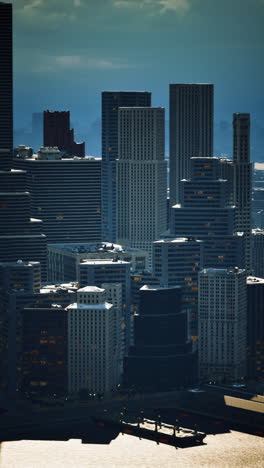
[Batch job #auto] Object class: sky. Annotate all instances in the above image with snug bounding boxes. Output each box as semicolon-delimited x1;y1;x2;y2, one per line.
12;0;264;158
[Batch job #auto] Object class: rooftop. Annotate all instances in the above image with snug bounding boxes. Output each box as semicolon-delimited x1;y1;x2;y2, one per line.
154;237;203;244
66;302;112;310
247;276;264;284
80;259;130;265
200;267;245;275
48;242;146;254
78;286;104;293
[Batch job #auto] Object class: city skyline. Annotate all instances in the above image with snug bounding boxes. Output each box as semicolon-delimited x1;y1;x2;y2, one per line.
12;0;264;159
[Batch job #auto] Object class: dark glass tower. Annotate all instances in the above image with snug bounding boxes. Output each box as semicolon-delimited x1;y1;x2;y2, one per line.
44;110;85;157
101;91;151;242
233;113;252;271
169;84;214;207
0;2;13;170
125;286;197;390
0;3;47;279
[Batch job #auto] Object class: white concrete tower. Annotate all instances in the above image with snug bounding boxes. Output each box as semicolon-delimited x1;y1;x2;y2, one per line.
67;286;120;395
117;107;167;260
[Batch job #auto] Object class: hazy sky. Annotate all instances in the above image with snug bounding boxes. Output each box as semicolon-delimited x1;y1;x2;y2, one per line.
13;0;264;157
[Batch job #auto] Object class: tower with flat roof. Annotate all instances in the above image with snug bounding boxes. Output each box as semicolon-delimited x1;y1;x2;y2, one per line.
116;107;167;261
233;113;252;271
102;91;151;242
0;2;13;170
169;84;214;206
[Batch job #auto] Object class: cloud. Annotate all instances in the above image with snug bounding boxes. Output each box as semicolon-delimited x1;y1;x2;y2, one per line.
113;0;191;14
32;54;136;72
23;0;44;10
73;0;82;5
56;56;135;70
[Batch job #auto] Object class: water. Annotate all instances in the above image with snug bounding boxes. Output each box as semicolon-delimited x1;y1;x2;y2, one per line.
1;432;263;468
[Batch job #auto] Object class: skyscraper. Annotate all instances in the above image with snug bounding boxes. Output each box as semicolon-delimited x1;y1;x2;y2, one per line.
198;268;247;382
14;154;101;244
0;1;13;171
233;113;252;271
125;286;197;390
79;259;131;351
152;237;203;337
67;286;119;394
102;91;151;242
170;157;243;269
246;276;264;381
44;110;85;157
0;3;47;279
169;84;214;206
117;107;167;259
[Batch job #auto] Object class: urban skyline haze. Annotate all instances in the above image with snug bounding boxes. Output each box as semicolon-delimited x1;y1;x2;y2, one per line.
12;0;264;159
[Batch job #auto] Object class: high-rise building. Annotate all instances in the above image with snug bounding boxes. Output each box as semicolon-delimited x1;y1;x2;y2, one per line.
246;277;264;381
102;91;151;242
0;3;47;280
47;242;148;283
101;282;123;379
125;286;197;390
0;261;41;394
32;112;43;152
170;157;243;269
152;237;203;337
44;110;85;157
252;188;264;229
169;84;214;206
0;1;13;171
21;304;68;395
233;113;252;271
0;262;77;395
117;107;167;259
79;259;131;351
251;229;264;278
67;286;120;394
198;268;247;382
14;154;101;244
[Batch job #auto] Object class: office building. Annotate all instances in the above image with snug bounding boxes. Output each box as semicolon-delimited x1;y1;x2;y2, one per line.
21;304;68;395
217;157;234;205
131;272;160;316
0;170;47;279
152;237;203;337
125;286;197;390
44;110;85;157
198;268;247;382
117;107;167;259
233;113;252;271
67;286;119;394
47;242;148;283
169;84;214;206
32;112;43;151
252;229;264;278
246;277;264;381
0;3;47;280
0;261;41;394
0;2;13;171
101;282;123;378
0;263;77;394
170;157;243;269
14;154;101;244
102;91;151;242
79;259;131;350
252;189;264;229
